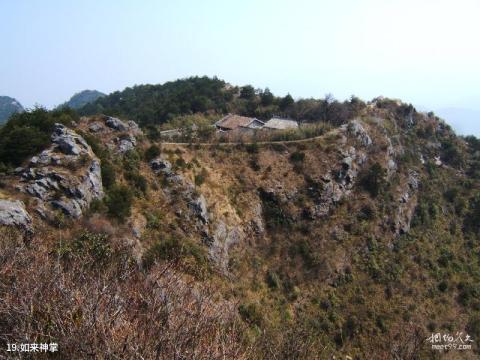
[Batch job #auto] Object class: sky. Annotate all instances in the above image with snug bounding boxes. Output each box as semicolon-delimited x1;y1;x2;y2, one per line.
0;0;479;135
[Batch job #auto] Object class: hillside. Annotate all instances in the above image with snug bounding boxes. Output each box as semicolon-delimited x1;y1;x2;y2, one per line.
78;76;361;128
0;95;24;124
59;89;106;109
0;87;479;358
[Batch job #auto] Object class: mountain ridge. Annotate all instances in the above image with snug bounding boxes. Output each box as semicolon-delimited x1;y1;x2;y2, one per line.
0;95;24;124
0;80;479;358
59;89;105;110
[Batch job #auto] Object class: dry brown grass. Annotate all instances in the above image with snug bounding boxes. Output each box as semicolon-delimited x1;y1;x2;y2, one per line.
0;227;249;359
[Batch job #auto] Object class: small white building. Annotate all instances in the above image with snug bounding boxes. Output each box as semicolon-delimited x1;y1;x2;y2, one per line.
263;117;299;130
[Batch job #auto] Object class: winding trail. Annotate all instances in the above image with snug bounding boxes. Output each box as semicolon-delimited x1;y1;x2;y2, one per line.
159;129;339;147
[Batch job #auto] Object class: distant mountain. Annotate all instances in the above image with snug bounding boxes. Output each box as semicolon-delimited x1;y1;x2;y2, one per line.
0;96;24;124
435;107;480;137
60;90;106;110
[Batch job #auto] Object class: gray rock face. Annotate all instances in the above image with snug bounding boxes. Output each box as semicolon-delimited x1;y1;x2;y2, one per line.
127;120;140;132
209;220;243;269
117;135;137;154
88;122;103;133
51;123;89;156
150;158;172;175
0;199;33;235
251;203;264;234
105;116;128;131
308;146;363;219
18;125;104;219
342;119;372;147
100;117;142;153
189;195;209;224
51;199;83;218
393;170;420;235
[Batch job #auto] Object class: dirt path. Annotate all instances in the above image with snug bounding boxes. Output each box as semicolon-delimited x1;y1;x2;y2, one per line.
160;129;339;147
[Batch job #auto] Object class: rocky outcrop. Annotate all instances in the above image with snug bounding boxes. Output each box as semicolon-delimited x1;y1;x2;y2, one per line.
116;135;137;153
149;156;246;268
0;199;33;236
150;158;173;175
342;119;372;147
308;145;367;219
105;116;129;131
207;221;243;269
51;124;89;155
250;203;264;234
150;157;208;226
84;116;142;154
393;170;420;235
189;195;209;224
18;124;104;218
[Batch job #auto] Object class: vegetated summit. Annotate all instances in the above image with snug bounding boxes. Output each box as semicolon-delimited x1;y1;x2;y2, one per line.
78;76;358;128
59;89;106;110
0;77;479;359
0;95;24;124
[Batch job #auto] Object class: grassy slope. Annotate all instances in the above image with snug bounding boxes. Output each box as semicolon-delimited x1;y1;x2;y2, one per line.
0;108;479;359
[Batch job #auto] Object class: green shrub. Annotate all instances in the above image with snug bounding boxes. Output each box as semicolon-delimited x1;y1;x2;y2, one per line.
266;270;281;289
464;193;480;235
467;315;480;339
238;303;263;326
457;282;480;308
105;185;133;221
101;161;116;189
0;107;76;166
289;151;305;163
125;171;148;195
144;145;161;161
249;157;261;171
304;175;323;198
145;210;163;229
175;157;187;169
194;168;208;187
342;315;359;339
57;231;111;265
143;237;208;271
289;239;320;269
123;149;141;172
438;281;448;292
81;131;108;159
258;188;292;230
357;204;375;221
440;138;464;167
245;143;259;154
358;163;386;197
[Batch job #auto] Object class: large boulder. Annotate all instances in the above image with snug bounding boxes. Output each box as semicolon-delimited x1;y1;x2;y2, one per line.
0;199;33;236
342;119;372;147
18;124;104;219
150;158;173;175
208;220;243;269
105;116;129;131
51;123;90;155
189;195;209;224
393;170;420;235
117;135;137;154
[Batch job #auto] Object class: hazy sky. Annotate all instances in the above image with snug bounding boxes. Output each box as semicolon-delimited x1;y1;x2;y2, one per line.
1;0;479;135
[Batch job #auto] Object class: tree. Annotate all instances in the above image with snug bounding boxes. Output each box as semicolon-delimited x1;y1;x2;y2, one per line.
0;107;77;166
105;185;133;221
348;95;366;117
240;85;255;100
279;94;294;111
359;163;386;197
464;193;480;234
260;88;274;106
144;145;161;162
